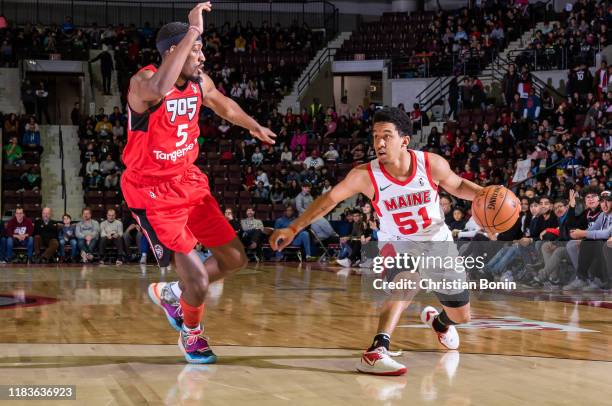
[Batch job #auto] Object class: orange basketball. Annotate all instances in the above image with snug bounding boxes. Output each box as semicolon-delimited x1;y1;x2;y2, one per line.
471;185;520;234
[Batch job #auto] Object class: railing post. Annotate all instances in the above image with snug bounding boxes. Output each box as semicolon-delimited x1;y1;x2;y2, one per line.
172;2;175;21
36;0;39;23
105;0;108;26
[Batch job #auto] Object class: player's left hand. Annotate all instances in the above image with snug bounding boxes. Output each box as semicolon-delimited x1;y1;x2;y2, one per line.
250;125;277;145
269;228;296;251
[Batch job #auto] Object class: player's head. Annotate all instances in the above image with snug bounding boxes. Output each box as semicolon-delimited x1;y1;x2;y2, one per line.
156;22;204;82
372;107;411;164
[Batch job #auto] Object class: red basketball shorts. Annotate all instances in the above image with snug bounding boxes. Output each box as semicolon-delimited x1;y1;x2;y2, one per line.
121;165;236;266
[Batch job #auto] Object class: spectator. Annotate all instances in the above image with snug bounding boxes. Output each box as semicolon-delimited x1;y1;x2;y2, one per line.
523;88;541;120
90;46;114;94
295;182;314;214
4;136;24;165
255;168;270;187
35;81;50;124
122;215;147;264
104;169;120;190
280;145;292;163
252;181;270;202
95;115;113;138
337;96;350;118
33;207;60;263
3;113;19;139
20;167;41;191
224;208;243;235
251;146;264;166
21;80;36;115
85;170;103;191
240;207;265;258
323;143;339;162
448;208;467;231
76;207;100;263
303;150;324;170
99;154;117;175
22;116;43;153
99;208;125;265
565;191;611;290
86;155;100;176
58;214;78;262
5;207;34;263
273;206;315;260
71;102;81;125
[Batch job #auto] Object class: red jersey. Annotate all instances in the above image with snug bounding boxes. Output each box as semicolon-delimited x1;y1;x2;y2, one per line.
123;65;203;180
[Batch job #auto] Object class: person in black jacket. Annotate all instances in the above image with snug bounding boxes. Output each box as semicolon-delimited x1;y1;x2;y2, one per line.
501;64;520;106
33;207;61;263
90;47;114;95
565;187;601;232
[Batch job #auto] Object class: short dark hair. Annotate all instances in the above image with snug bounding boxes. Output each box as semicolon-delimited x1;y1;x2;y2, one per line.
372;107;412;137
156;22;189;44
536;196;551;204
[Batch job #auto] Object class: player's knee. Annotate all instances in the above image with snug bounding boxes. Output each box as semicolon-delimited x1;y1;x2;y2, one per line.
183;272;209;299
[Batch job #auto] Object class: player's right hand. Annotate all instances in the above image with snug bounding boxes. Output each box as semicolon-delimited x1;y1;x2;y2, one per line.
188;2;212;33
269;228;296;252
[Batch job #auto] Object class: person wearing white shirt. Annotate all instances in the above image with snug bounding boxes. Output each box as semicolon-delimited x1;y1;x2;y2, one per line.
323;144;339;161
303;150;324;170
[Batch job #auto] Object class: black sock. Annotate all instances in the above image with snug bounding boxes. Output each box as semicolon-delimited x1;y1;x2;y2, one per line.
432;310;457;333
368;333;390;351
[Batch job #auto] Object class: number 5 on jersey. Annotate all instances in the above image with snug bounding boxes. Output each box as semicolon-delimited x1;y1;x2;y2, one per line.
176;124;188;147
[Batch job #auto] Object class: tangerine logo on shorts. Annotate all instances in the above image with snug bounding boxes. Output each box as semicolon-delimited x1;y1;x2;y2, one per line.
154;244;164;259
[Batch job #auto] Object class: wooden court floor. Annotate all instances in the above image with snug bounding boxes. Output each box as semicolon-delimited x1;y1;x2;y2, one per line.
1;263;612;405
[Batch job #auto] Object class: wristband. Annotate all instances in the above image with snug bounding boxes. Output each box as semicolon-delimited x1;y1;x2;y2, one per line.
188;25;203;36
288;224;299;234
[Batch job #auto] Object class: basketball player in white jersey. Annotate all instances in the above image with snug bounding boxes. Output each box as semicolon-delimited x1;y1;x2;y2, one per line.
270;107;483;375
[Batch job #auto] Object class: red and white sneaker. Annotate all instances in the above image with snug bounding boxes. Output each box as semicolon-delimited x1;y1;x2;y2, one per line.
420;306;460;350
356;347;407;376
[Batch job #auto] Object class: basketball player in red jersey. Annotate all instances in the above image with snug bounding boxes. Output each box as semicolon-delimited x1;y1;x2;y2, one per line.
121;2;276;364
271;108;484;375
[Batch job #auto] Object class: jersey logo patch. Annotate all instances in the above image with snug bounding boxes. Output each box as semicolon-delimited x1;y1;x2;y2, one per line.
166;96;198;122
418;177;425;186
379;184;391;192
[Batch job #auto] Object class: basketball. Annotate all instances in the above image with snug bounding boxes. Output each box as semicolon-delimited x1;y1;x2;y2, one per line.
471;185;520;234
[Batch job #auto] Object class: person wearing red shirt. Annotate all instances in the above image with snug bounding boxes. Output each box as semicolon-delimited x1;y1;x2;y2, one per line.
5;207;34;263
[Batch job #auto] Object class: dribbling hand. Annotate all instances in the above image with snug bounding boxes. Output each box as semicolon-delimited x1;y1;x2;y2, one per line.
269;228;296;251
188;2;213;34
250;125;277;145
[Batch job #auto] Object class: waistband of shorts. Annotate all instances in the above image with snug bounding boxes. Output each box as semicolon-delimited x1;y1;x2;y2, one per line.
123;168;189;186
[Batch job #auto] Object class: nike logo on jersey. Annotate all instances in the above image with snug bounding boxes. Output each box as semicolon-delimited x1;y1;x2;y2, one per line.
379;185;391;192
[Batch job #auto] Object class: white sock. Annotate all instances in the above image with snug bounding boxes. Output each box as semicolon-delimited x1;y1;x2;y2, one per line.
182;323;201;334
141;253;147;257
170;281;182;298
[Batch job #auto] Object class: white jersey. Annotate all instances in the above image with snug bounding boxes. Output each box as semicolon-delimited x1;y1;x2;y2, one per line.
367;150;452;242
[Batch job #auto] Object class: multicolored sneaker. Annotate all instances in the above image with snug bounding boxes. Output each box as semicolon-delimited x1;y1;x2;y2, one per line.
178;329;217;364
148;282;183;332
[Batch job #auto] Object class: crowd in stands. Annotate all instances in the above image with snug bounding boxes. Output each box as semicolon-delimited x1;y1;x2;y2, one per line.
515;0;610;71
1;6;611;291
339;1;534;78
433;55;612;290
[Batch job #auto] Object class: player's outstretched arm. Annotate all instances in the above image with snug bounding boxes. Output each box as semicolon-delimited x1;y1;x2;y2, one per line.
270;165;372;251
429;153;483;201
129;3;211;110
200;74;276;144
